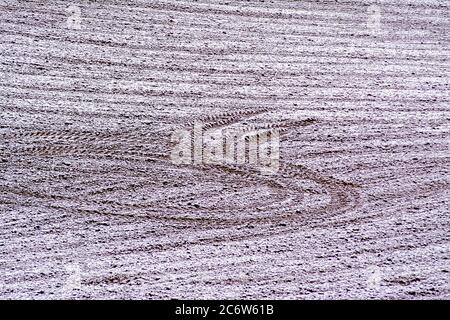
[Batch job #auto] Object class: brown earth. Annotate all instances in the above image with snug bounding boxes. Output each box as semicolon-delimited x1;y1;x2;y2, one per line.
0;0;449;299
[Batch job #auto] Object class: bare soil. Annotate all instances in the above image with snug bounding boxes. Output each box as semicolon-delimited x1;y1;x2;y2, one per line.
0;0;449;299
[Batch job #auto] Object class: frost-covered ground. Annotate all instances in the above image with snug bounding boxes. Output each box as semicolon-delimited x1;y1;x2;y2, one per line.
0;0;449;299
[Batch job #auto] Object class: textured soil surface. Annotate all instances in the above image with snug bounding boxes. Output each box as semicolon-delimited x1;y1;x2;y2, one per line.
0;0;449;299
